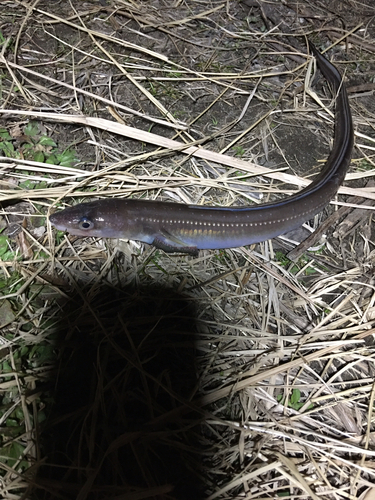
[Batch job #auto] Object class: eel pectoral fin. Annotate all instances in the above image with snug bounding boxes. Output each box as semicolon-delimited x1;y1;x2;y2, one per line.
153;228;198;256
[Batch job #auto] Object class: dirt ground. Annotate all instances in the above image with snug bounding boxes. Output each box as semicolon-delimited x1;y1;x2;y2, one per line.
1;1;375;499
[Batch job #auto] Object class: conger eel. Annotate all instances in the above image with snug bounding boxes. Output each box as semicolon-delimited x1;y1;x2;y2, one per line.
50;42;354;255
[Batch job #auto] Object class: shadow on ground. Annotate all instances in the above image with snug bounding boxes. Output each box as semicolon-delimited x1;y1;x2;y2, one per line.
30;283;205;500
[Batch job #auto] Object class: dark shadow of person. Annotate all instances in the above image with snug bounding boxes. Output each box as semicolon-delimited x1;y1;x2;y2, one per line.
30;283;205;500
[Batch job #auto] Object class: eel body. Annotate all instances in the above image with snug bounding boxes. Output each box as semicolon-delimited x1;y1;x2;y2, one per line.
50;42;354;255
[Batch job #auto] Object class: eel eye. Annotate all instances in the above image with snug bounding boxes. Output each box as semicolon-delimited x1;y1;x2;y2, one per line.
78;217;94;230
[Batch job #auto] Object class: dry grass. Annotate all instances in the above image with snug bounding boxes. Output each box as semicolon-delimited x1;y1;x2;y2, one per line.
1;0;375;499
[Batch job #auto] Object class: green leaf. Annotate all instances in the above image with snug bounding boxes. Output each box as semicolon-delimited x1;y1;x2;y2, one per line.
0;141;15;157
19;179;34;189
56;149;79;167
0;272;22;292
0;128;11;140
15;408;24;420
277;490;291;497
30;344;56;366
20;346;29;357
6;418;18;427
290;389;301;406
1;250;18;260
38;136;56;147
37;410;46;423
0;441;27;468
2;360;12;373
37;251;49;259
24;122;39;137
0;235;9;256
33;151;45;163
45;154;57;164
